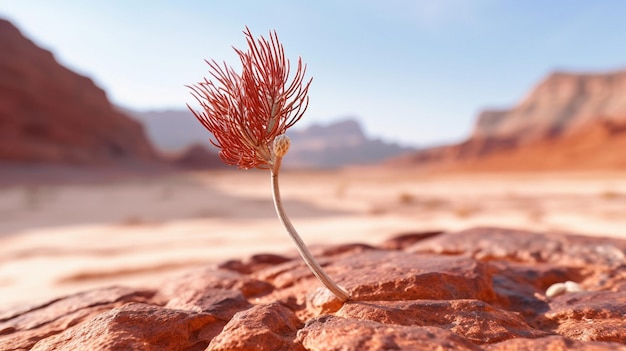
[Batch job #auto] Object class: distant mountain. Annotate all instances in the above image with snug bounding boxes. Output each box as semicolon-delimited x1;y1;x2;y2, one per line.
0;19;159;165
125;109;209;152
471;70;626;142
171;143;227;170
286;119;414;168
129;109;414;168
390;69;626;171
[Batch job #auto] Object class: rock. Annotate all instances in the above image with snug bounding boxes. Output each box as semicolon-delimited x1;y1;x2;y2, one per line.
473;110;510;139
388;69;626;171
171;143;226;170
335;299;548;344
164;288;251;321
0;19;159;165
207;303;304;351
544;291;626;343
30;303;220;351
155;265;274;299
298;315;482;351
486;335;626;351
0;286;156;350
408;227;626;267
285;118;414;168
1;227;625;350
472;70;626;142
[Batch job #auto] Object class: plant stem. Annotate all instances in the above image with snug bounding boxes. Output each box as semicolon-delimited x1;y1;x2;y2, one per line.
270;157;350;301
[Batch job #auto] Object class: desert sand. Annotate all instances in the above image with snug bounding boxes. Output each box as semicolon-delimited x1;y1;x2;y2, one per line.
1;168;625;308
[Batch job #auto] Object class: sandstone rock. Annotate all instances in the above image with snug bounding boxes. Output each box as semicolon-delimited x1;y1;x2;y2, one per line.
335;299;548;344
379;231;443;250
171;143;226;170
1;228;625;350
389;69;626;171
544;290;626;343
298;315;482;351
0;19;159;165
448;118;626;172
473;109;510;139
408;227;626;267
30;303;219;351
486;335;626;351
0;286;156;350
156;266;274;299
164;288;251;321
472;70;626;142
207;303;304;351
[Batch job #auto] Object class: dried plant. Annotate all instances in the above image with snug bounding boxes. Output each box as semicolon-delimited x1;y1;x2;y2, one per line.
187;28;350;301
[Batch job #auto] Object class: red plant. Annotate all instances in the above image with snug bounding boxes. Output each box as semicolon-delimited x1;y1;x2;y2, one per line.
187;28;350;302
187;27;312;170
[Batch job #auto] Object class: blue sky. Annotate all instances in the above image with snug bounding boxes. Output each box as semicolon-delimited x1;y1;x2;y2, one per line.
2;1;626;147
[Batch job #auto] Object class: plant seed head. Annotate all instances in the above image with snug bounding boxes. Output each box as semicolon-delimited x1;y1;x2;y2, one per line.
273;134;291;158
187;28;311;170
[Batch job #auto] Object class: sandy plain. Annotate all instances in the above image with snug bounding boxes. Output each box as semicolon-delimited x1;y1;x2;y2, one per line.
1;168;625;308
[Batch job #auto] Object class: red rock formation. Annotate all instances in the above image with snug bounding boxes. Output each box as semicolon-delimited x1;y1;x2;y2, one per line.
447;117;626;172
472;70;626;142
1;228;625;349
390;69;626;171
0;19;159;165
171;143;228;170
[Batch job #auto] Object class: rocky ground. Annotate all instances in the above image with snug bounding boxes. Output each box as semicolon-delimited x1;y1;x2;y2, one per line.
2;170;626;308
1;227;625;350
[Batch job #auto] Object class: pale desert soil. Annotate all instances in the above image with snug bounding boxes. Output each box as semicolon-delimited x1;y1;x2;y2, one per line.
1;168;625;308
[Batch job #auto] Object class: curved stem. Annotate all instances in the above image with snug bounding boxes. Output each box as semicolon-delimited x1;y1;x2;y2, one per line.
270;158;350;301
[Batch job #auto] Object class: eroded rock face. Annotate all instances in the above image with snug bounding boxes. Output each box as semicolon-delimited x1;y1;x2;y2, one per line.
0;19;159;165
389;69;626;171
472;70;626;142
1;228;625;350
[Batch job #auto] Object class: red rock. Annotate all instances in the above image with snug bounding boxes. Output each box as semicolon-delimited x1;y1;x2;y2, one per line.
298;315;482;351
0;286;155;350
486;335;626;350
331;250;496;302
218;253;293;274
1;228;625;350
379;231;443;250
171;143;227;170
207;303;304;351
543;291;626;343
164;288;251;321
388;69;626;171
156;266;274;299
30;303;220;351
255;248;496;315
409;227;626;267
335;299;548;344
0;19;159;165
471;71;626;142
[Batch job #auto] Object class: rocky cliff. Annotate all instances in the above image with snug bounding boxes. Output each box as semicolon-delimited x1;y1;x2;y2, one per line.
0;19;159;165
391;69;626;171
472;70;626;142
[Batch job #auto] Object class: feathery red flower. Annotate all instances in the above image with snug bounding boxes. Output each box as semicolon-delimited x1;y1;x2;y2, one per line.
187;27;312;169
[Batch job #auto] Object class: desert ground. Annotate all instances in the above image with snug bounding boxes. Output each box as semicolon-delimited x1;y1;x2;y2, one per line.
1;168;625;308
